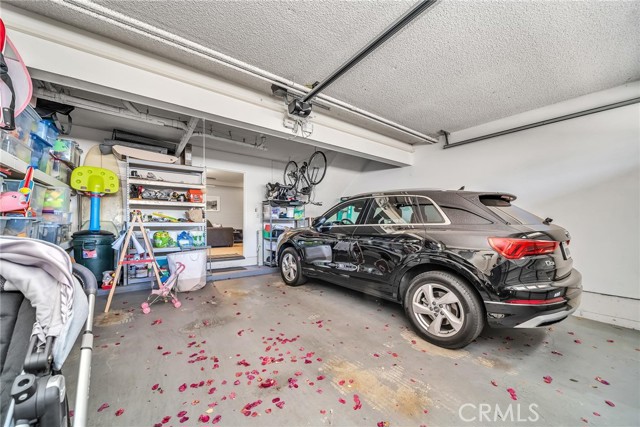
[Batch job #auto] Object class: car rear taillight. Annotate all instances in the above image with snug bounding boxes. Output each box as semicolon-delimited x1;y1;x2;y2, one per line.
505;297;565;305
488;237;559;259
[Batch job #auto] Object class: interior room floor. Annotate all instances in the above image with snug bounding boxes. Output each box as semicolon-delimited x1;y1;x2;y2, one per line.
208;243;243;259
65;275;639;427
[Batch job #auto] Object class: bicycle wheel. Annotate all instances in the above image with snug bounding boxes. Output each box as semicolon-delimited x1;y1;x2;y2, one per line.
306;151;327;185
283;161;299;187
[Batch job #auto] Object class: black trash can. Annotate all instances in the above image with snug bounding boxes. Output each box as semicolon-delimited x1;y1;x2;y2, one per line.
72;232;115;283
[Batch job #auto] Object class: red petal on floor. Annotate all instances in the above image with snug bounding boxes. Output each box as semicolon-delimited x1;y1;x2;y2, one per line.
295;371;303;376
574;339;582;344
317;375;325;381
339;380;346;386
349;379;354;384
353;394;362;410
605;400;615;407
234;380;241;385
212;415;222;424
178;383;187;392
491;380;498;387
275;401;285;409
152;384;159;390
157;346;163;350
265;408;272;414
198;414;210;422
606;339;614;343
317;389;323;394
97;403;110;412
177;411;187;417
259;379;277;388
151;319;162;325
221;380;227;385
161;415;170;424
373;353;380;358
595;377;610;385
506;388;518;400
320;409;326;415
179;416;189;423
392;353;398;358
581;418;588;423
162;351;171;356
272;397;280;403
115;409;124;416
551;351;563;356
230;392;237;400
208;387;216;394
338;398;346;404
543;376;553;384
593;412;600;416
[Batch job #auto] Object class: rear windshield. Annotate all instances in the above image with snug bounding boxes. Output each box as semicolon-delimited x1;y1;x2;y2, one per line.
485;205;544;225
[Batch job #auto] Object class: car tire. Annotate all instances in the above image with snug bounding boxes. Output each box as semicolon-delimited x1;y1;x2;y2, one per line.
279;247;307;286
403;271;484;349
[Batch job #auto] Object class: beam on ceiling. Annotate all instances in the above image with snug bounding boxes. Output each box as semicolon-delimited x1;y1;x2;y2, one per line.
301;0;439;105
175;117;199;156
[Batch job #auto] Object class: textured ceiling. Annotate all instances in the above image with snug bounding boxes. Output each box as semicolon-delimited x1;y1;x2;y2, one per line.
7;0;640;137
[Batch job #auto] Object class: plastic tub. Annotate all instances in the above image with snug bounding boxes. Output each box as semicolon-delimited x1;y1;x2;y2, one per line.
53;138;82;167
0;217;39;238
43;187;71;213
3;179;47;216
29;133;53;172
1;131;33;163
51;159;71;184
35;120;59;145
11;106;40;145
38;222;63;244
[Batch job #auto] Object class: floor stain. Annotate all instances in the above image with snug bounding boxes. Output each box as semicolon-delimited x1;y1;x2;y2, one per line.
401;330;469;359
94;310;133;327
221;288;249;298
180;317;227;333
324;358;431;417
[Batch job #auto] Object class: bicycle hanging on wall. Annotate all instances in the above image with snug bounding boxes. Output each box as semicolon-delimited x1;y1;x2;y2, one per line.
265;151;327;205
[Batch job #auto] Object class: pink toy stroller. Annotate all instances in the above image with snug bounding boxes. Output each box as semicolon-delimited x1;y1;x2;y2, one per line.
141;262;185;314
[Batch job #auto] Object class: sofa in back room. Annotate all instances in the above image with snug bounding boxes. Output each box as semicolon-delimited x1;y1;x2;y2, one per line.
206;220;234;247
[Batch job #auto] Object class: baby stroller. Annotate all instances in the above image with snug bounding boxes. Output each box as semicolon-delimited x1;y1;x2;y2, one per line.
141;262;185;314
0;237;97;427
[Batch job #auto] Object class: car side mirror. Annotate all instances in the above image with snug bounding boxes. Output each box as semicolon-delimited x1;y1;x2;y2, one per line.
313;217;326;228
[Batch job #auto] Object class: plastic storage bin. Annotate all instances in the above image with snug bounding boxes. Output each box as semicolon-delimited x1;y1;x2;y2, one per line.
53;138;82;167
10;106;40;145
0;217;39;238
3;179;47;216
1;131;33;163
37;222;70;245
29;133;53;172
35;120;59;145
51;159;71;184
43;186;71;212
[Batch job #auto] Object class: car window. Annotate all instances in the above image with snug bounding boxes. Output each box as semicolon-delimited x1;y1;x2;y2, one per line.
440;206;492;225
414;196;446;224
323;198;367;225
486;205;543;225
366;196;422;225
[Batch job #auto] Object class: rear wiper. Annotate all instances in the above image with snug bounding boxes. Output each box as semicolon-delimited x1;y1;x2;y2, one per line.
543;217;553;225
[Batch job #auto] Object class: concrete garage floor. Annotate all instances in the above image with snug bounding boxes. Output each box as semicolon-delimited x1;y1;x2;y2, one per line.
64;274;639;427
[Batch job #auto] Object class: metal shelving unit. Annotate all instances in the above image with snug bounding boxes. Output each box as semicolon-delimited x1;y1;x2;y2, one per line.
261;200;305;267
122;157;206;287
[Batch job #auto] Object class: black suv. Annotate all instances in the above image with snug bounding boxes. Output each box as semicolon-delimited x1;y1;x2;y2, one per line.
277;190;582;348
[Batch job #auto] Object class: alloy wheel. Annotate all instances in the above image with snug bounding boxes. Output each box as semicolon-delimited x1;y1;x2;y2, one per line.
412;283;465;337
281;253;298;282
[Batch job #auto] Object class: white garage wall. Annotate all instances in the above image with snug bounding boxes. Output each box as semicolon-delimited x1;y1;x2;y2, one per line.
206;185;243;230
344;85;640;329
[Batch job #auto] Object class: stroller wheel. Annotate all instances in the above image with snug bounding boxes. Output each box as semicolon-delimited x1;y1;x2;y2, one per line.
173;300;182;308
141;302;149;309
142;306;151;314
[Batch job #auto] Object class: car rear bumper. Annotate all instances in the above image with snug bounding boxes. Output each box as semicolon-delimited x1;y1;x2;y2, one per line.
484;269;582;328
